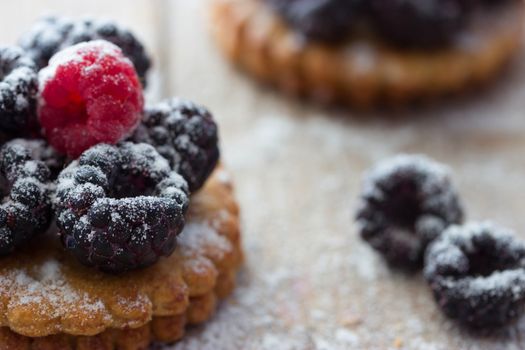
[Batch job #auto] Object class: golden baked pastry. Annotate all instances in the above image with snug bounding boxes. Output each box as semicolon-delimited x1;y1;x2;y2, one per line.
210;0;524;107
0;167;242;350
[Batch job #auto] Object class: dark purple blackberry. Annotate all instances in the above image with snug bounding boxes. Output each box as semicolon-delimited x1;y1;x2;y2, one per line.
5;138;67;179
424;222;525;328
130;98;219;193
54;142;189;274
368;0;471;48
18;16;151;85
356;155;464;269
266;0;363;42
0;141;53;256
0;46;39;138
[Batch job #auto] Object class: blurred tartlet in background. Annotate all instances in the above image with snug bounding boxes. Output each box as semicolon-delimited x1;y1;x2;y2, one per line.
210;0;524;107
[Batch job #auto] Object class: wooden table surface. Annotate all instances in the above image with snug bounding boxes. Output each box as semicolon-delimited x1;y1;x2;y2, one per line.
2;1;525;349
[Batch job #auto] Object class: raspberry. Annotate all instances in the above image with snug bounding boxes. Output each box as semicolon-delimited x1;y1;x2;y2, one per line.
130;98;220;192
0;141;53;256
5;138;66;179
0;46;39;139
19;16;151;85
38;40;144;158
368;0;471;48
266;0;363;42
424;222;525;328
55;142;189;274
356;155;464;269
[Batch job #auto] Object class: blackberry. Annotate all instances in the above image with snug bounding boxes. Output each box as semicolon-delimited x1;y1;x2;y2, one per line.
55;142;189;274
5;139;66;179
0;46;39;138
356;155;464;269
369;0;471;48
424;222;525;328
0;141;53;256
130;98;220;193
266;0;362;42
19;16;151;85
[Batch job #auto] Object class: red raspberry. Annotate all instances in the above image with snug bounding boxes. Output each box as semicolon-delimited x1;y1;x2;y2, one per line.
38;40;143;158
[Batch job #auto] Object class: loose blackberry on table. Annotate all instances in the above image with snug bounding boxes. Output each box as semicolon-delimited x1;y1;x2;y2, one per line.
19;16;151;85
130;98;220;193
38;40;144;158
0;141;53;256
0;46;39;139
356;155;464;269
424;222;525;328
54;142;190;274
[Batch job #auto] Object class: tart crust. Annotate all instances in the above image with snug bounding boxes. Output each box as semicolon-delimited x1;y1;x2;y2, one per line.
210;0;524;107
0;167;242;349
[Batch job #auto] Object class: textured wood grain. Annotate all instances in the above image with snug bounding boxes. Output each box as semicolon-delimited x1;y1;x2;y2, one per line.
2;0;525;349
168;1;525;349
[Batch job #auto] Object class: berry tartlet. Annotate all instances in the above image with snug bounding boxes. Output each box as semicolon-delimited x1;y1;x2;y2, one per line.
210;0;524;106
0;19;242;349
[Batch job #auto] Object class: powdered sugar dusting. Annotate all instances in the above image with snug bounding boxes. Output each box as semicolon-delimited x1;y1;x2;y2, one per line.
425;221;525;300
215;168;232;185
38;39;132;91
115;293;150;314
6;260;107;319
178;222;232;258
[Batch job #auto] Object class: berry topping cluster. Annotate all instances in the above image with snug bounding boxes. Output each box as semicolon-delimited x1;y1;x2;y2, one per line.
0;17;220;274
266;0;501;48
357;155;525;329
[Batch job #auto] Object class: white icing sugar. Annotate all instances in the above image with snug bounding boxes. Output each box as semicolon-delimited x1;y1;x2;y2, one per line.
464;269;525;300
0;65;35;112
5;260;107;319
115;293;149;313
121;142;171;175
152;150;171;173
183;257;214;275
38;39;127;88
22;160;38;174
426;221;525;301
53;161;78;198
344;41;377;75
215;169;232;185
178;222;232;258
365;154;451;186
